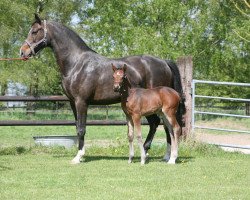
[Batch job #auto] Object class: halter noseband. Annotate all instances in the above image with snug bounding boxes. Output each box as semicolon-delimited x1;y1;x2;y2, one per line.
25;20;47;55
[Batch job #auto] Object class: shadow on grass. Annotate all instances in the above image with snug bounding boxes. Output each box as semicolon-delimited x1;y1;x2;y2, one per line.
84;155;127;162
176;156;194;164
0;164;13;171
0;146;28;155
81;155;194;164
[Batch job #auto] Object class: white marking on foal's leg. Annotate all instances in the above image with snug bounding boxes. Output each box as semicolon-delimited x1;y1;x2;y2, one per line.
138;137;146;165
167;149;178;165
71;147;85;164
163;143;171;161
128;142;134;164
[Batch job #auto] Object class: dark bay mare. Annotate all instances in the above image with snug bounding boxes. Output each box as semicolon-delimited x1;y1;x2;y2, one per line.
112;64;181;164
20;14;184;164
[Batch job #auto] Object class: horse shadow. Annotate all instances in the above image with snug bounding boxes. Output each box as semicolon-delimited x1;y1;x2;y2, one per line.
81;155;194;164
84;155;127;163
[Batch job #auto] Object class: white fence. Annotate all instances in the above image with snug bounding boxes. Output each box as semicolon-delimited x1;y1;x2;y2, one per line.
191;79;250;134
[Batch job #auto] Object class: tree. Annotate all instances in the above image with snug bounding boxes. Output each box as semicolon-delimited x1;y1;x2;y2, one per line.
0;0;85;95
79;0;249;98
0;0;249;100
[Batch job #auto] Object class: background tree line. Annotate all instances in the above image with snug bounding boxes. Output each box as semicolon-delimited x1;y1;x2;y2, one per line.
0;0;249;100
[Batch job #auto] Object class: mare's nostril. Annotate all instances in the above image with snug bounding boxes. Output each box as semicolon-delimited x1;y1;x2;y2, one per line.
20;49;25;57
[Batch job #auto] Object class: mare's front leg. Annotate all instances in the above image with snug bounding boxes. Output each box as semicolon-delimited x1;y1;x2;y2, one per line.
143;114;161;153
71;100;88;164
133;115;146;165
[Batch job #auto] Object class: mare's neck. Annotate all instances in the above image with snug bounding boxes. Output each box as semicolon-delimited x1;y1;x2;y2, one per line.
47;22;94;77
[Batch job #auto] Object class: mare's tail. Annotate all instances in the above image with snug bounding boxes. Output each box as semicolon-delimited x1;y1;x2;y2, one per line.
165;60;186;130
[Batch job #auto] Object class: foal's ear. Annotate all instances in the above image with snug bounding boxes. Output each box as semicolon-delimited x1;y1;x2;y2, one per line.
123;64;127;72
111;63;116;72
34;13;42;25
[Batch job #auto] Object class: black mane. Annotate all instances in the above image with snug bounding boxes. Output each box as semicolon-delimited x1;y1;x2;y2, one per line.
50;21;96;52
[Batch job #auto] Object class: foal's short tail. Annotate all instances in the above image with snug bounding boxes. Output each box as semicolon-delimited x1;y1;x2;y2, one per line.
165;60;186;130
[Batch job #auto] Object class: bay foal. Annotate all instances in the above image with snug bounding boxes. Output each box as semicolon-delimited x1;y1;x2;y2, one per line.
112;64;181;164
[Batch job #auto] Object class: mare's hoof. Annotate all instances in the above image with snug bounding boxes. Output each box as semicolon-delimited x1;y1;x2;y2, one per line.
163;155;170;162
70;159;81;165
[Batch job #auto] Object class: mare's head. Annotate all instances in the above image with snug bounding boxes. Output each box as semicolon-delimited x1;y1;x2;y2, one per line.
112;63;128;92
20;14;49;58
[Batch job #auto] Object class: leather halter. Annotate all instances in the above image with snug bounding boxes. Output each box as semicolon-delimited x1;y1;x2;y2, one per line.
25;20;47;55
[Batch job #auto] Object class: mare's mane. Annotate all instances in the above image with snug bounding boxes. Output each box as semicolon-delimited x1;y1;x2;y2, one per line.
49;21;96;52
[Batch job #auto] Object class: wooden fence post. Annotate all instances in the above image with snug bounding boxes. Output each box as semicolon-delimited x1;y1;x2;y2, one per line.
177;56;193;138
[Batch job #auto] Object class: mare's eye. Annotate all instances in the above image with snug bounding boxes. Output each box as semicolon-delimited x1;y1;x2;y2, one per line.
32;30;38;35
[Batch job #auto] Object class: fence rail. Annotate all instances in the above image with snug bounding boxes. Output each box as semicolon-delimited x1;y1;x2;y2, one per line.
0;95;68;102
0;120;132;126
192;79;250;134
0;95;146;126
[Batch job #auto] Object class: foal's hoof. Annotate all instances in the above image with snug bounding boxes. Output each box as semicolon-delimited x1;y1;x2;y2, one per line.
167;158;176;164
141;159;146;165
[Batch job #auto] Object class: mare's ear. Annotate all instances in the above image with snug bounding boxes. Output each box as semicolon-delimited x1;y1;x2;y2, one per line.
111;63;116;72
34;13;42;24
123;64;127;72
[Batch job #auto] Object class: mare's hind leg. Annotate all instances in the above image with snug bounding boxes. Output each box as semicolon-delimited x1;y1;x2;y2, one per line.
144;114;161;153
133;115;146;165
126;116;134;163
162;109;181;164
71;100;88;164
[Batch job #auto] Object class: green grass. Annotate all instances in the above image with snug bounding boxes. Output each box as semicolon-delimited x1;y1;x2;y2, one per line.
0;125;166;148
0;125;250;200
0;106;126;120
0;141;249;200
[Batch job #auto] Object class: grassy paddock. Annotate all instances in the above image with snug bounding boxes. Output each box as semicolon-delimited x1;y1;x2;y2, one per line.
0;124;250;200
0;141;249;200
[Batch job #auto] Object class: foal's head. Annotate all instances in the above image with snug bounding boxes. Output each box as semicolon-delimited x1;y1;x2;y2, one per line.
112;63;128;92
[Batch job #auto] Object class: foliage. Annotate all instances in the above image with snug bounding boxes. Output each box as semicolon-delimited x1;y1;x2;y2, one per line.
0;0;249;98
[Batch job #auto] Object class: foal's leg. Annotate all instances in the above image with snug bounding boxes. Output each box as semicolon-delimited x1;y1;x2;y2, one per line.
144;114;161;153
163;125;171;162
133;115;146;165
162;109;181;164
71;100;88;164
126;116;134;163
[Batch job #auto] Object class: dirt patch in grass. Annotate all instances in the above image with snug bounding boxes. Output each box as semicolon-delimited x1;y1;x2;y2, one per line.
195;132;250;154
195;132;250;146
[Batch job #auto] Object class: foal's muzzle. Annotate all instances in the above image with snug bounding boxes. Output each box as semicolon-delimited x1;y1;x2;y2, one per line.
113;85;121;92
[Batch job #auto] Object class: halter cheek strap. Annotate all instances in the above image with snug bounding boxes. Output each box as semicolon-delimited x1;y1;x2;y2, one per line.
25;20;47;55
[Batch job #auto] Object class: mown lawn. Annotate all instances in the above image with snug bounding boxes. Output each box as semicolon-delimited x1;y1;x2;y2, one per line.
0;127;249;200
